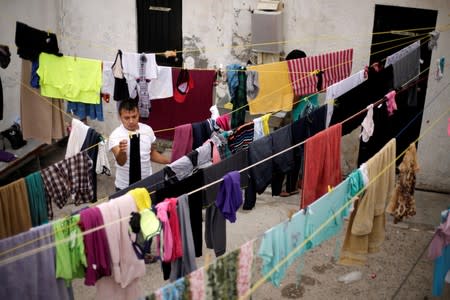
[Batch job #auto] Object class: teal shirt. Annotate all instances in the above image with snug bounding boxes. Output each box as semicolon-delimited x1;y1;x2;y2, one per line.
259;172;363;287
292;94;319;122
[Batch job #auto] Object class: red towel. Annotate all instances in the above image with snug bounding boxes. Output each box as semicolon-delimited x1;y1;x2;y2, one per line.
216;113;231;131
287;49;353;96
171;123;193;162
301;123;342;209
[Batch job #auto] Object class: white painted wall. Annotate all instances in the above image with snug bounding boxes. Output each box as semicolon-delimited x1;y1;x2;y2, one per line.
1;0;449;191
0;0;59;131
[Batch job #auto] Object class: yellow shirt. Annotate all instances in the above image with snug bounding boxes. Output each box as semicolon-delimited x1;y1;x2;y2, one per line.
128;188;151;212
38;53;102;104
247;61;293;114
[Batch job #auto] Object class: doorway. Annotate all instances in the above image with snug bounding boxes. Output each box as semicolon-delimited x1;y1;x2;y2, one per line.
136;0;183;67
369;4;438;155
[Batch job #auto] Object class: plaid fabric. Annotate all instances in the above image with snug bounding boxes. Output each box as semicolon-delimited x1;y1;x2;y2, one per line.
41;152;94;210
287;48;353;96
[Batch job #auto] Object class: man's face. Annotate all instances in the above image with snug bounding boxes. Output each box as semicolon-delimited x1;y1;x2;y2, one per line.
119;107;139;131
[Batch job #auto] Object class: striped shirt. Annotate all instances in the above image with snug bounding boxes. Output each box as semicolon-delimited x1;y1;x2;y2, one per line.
287;49;353;96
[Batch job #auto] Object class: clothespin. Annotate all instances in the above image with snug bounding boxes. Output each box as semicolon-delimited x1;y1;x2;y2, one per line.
327;185;333;193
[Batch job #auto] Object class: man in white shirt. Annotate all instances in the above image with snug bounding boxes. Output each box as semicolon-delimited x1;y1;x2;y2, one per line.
109;99;169;191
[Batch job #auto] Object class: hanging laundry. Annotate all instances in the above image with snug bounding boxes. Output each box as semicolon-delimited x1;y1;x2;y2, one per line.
271;124;295;196
325;69;367;127
150;66;174;100
38;53;102;104
159;277;188;300
31;60;40;88
189;267;206;300
216;113;231;131
170;194;198;281
330;64;394;135
128;187;151;212
67;100;104;121
248;134;273;196
215;171;242;223
112;50;130;101
81;128;103;202
66;118;90;159
41;151;94;210
122;52;158;114
292;94;319;122
387;41;420;107
15;21;62;61
360;104;374;142
385;90;397;116
145;68;216;140
0;44;10;120
385;40;420;68
386;143;419;223
206;250;239;299
247;61;293;114
192;120;213;149
53;215;87;284
436;56;445;80
96;140;111;176
428;211;450;296
20;60;66;144
101;61;115;101
227;122;254;154
246;70;260;99
259;211;307;287
205;202;227;257
428;31;440;50
156;200;181;263
0;178;32;239
287;48;353;96
226;64;248;128
25;171;49;226
79;207;112;285
237;239;255;298
339;139;396;266
0;224;70;300
301;123;342;209
96;194;145;299
253;116;264;140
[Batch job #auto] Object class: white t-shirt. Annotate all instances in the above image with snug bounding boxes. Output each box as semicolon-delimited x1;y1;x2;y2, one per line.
108;123;156;189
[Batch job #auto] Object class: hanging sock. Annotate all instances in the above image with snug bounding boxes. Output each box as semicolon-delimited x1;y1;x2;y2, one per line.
360;104;374;143
385;90;397;116
129;133;141;185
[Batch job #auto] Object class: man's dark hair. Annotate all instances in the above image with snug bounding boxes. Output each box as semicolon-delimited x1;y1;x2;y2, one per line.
118;99;139;115
285;49;307;60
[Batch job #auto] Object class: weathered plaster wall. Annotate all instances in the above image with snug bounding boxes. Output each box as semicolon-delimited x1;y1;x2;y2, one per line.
0;0;59;131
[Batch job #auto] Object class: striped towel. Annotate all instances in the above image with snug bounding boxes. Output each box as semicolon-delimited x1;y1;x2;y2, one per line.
287;49;353;96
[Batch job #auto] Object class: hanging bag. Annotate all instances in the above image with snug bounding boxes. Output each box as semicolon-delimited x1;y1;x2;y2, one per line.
112;50;130;101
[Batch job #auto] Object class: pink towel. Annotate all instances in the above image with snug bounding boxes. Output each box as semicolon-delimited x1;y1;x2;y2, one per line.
301;123;342;209
216;114;231;131
287;49;353;96
171;124;193;162
385;90;397;116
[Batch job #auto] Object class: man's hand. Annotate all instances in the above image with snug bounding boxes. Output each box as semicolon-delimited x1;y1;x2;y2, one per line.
119;139;128;153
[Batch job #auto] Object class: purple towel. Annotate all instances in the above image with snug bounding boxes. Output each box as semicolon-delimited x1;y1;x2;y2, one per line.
215;171;242;223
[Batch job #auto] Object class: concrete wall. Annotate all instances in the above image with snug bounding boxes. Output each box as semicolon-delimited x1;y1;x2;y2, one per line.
1;0;449;191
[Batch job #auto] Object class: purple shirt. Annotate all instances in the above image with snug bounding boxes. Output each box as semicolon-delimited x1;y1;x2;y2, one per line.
215;171;242;223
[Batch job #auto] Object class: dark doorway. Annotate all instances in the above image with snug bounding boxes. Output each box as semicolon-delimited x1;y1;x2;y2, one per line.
370;5;437;156
136;0;183;67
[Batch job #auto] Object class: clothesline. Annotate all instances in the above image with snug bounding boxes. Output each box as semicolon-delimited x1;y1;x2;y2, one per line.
0;68;444;266
0;32;436;255
15;32;433;142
